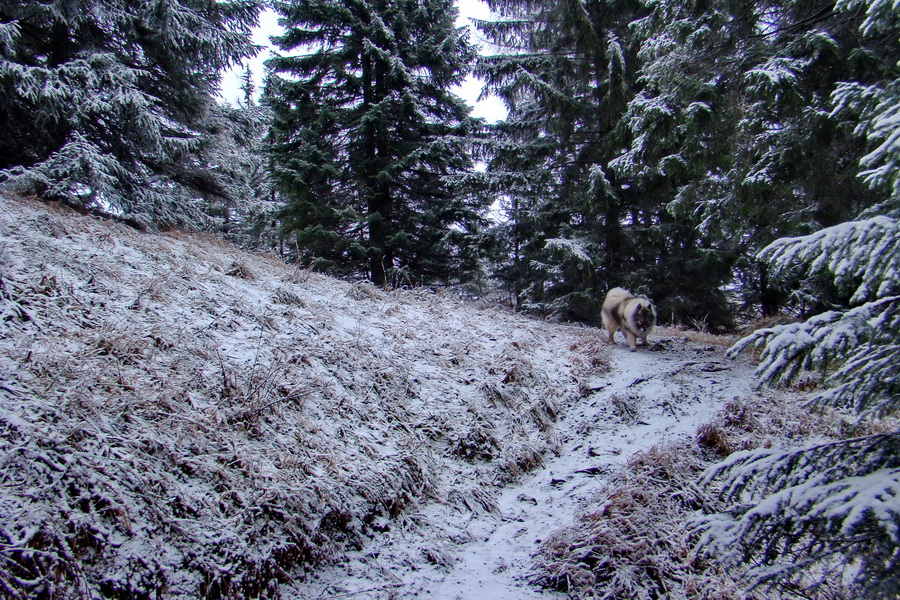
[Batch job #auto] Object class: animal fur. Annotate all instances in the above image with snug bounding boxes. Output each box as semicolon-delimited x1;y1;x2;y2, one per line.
601;287;657;351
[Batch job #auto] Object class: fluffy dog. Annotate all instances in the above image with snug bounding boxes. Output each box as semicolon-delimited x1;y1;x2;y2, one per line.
601;287;657;351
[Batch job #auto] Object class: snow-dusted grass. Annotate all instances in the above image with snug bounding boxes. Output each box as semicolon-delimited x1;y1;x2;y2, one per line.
530;390;848;600
0;194;607;599
291;328;846;598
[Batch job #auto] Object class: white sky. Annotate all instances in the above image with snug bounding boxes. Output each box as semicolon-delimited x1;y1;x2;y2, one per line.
219;0;508;123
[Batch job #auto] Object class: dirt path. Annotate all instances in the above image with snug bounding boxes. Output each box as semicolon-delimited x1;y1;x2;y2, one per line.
302;337;756;599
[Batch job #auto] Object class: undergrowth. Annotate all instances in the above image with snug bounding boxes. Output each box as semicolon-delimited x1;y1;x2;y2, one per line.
531;392;846;599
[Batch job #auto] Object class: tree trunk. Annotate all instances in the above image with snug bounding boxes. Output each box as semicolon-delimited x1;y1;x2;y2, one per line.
758;260;779;317
369;185;392;287
602;174;624;277
362;53;392;287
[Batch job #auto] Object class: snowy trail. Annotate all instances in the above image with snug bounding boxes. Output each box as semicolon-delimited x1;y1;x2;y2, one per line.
5;195;754;600
305;337;756;599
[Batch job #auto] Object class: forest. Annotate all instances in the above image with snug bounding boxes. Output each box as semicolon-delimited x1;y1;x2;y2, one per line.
0;0;898;598
1;0;896;326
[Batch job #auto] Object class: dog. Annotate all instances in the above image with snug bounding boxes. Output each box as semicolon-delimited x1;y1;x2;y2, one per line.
601;287;657;351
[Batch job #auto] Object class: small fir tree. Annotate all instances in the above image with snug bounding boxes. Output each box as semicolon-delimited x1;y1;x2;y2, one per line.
695;216;900;598
194;101;278;248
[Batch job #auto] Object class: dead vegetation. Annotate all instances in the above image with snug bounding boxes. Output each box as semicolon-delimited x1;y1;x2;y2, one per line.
531;391;845;599
655;325;736;347
0;194;608;599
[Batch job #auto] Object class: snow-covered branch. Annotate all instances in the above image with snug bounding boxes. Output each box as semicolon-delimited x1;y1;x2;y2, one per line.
693;433;900;597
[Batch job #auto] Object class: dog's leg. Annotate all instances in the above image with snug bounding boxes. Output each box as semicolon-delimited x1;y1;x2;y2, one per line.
625;331;637;351
603;314;616;343
602;309;615;343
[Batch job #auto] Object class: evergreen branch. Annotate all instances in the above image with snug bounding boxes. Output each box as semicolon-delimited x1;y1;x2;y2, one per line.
758;216;900;304
694;433;900;598
729;295;899;415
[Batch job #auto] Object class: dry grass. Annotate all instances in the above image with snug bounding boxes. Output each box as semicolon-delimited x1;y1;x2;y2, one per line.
736;314;798;337
655;325;737;347
0;193;609;599
530;388;845;600
532;443;744;600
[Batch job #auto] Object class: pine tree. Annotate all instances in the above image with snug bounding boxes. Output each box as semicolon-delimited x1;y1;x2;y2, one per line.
0;0;261;226
611;1;755;327
475;0;649;321
626;0;883;320
694;3;900;596
265;0;483;286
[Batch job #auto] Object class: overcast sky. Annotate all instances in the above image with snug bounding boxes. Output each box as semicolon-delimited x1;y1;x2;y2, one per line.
219;0;508;122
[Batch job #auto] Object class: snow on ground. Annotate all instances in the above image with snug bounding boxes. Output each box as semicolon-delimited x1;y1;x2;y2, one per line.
0;194;800;599
0;194;602;598
302;339;765;599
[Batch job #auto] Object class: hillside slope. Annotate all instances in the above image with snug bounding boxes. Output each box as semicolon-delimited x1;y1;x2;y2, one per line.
0;194;606;599
0;194;836;600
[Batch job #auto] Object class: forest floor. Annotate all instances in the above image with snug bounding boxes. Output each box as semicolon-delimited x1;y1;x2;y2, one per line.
303;334;766;599
0;194;830;600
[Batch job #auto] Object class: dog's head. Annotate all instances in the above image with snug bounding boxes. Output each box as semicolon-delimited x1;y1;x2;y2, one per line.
632;302;656;333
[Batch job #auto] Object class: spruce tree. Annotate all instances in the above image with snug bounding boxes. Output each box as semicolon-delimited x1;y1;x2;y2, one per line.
696;215;900;598
475;0;648;320
266;0;483;286
0;0;261;226
694;3;900;596
478;0;890;325
476;0;733;326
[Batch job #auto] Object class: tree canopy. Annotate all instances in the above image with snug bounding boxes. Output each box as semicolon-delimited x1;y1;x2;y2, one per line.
265;0;484;285
0;0;262;227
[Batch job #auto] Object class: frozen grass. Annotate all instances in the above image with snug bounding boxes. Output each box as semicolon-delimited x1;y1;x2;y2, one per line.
0;194;607;599
530;391;847;600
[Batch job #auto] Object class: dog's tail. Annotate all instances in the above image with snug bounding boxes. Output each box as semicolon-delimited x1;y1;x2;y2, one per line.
603;287;632;310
